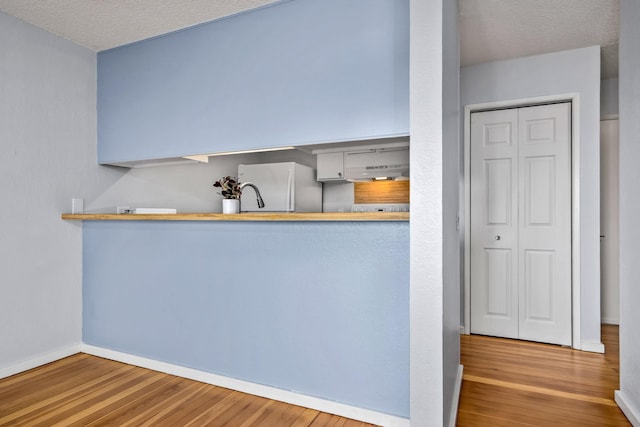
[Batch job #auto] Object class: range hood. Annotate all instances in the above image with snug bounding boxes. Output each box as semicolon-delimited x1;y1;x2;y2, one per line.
343;145;409;181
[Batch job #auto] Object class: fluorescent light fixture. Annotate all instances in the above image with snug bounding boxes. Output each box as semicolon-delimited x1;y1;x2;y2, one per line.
182;146;296;161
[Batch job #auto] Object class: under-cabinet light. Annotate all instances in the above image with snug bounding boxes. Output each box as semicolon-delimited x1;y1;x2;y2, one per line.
182;155;210;163
182;146;296;162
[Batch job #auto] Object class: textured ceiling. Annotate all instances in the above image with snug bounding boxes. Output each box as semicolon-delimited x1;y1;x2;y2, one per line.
0;0;281;51
0;0;620;77
460;0;619;78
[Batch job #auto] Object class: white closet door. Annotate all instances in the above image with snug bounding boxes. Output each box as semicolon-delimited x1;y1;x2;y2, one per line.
470;108;519;339
517;103;572;346
470;103;572;346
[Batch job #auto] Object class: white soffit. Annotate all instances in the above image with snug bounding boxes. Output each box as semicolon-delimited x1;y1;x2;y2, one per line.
0;0;281;51
459;0;619;78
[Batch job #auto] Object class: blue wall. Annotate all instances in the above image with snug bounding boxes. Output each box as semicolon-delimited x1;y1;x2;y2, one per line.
97;0;409;164
83;220;409;416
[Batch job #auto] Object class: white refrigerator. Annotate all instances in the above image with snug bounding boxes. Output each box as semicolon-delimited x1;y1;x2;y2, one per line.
237;162;322;212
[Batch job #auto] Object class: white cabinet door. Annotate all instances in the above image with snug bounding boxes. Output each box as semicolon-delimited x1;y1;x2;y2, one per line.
470;103;572;346
316;152;345;181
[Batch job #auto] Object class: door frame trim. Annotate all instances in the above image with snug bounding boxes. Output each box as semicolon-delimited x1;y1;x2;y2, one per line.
463;93;581;349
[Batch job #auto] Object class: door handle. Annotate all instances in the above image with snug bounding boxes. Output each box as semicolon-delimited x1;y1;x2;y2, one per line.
495;235;501;241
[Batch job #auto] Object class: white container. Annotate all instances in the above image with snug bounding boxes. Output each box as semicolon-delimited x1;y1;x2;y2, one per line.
222;199;240;214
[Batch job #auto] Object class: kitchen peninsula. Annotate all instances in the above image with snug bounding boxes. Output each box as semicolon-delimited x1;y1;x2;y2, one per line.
67;213;410;418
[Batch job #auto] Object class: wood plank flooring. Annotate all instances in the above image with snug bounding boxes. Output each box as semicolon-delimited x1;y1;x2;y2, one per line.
0;354;378;427
457;324;630;426
3;326;628;426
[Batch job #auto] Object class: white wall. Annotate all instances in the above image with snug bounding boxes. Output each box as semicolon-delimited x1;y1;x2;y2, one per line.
600;78;620;327
441;0;461;425
0;11;111;376
600;118;619;326
410;0;451;425
460;46;603;349
616;0;640;423
601;77;619;117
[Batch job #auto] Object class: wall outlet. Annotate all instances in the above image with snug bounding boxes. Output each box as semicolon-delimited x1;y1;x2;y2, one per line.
71;198;84;214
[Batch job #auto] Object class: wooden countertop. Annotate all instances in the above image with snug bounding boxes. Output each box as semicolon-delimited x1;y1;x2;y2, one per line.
61;212;409;222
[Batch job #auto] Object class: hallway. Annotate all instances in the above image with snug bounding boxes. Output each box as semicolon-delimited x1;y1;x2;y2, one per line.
457;325;630;426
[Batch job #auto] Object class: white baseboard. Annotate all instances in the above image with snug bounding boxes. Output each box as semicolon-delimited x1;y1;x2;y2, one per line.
80;344;410;427
448;365;464;427
601;317;620;325
0;344;81;380
615;390;640;427
581;340;605;354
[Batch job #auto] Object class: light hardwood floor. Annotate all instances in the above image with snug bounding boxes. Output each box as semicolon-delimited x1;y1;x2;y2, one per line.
0;354;378;427
2;326;628;426
458;324;630;426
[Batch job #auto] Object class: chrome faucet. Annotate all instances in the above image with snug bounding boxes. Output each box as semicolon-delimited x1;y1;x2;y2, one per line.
240;182;265;208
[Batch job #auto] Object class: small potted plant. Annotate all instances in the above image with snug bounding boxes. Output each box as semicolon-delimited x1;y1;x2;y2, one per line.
213;176;242;214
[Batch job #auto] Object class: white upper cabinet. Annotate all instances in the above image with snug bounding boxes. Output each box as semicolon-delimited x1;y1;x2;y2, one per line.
97;0;409;165
316;152;345;181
